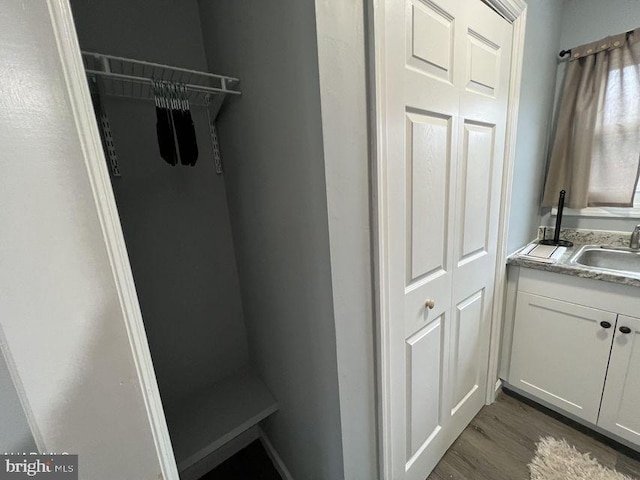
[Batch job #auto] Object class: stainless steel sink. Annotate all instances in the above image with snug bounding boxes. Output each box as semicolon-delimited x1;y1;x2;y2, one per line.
570;245;640;275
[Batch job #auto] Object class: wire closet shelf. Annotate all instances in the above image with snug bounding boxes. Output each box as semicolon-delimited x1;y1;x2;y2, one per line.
82;51;241;108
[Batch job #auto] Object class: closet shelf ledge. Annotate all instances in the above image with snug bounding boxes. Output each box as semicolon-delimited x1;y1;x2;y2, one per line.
164;370;278;472
81;51;241;107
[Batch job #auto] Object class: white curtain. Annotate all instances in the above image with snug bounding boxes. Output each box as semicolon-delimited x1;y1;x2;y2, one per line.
542;28;640;208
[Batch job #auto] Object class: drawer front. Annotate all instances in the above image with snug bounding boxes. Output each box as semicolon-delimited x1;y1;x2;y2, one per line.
517;268;640;318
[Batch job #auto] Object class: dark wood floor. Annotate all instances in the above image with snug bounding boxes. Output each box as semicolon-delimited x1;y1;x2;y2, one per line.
199;391;640;480
428;390;640;480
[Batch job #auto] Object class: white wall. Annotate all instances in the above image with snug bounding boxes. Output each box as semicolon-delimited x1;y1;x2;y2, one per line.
540;0;640;235
197;1;346;478
69;0;250;408
506;0;564;253
0;1;169;477
315;1;378;478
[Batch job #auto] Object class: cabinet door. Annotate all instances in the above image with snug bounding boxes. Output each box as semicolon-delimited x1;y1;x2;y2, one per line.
509;292;616;423
598;315;640;445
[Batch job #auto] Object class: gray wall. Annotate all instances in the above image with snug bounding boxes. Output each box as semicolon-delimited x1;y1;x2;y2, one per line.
506;0;564;254
543;214;640;232
560;0;640;49
315;1;378;478
0;1;170;476
542;0;640;231
197;1;345;478
511;0;640;248
70;0;250;408
0;355;36;453
540;0;640;234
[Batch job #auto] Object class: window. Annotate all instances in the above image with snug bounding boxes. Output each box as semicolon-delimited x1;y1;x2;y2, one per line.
553;61;640;218
552;175;640;218
545;35;640;214
587;63;640;208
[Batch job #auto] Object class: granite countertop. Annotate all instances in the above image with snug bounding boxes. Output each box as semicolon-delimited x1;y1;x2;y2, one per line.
507;227;640;288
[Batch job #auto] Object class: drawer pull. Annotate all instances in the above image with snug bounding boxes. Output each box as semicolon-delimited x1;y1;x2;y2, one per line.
619;326;632;334
600;321;612;329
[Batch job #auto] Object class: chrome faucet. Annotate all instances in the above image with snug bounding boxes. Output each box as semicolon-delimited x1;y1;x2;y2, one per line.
631;225;640;250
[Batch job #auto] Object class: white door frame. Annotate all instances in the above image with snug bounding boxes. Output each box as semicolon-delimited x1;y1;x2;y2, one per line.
45;1;179;478
369;0;527;478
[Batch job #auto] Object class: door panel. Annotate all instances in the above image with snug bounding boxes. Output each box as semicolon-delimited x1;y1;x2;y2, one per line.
406;0;454;81
598;316;640;444
382;0;513;478
458;121;495;263
447;0;512;448
406;110;451;284
466;29;501;96
406;317;444;458
451;289;484;414
509;293;616;424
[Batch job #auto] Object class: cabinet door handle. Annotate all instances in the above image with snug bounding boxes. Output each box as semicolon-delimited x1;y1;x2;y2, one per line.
600;321;612;329
425;299;435;310
619;326;632;334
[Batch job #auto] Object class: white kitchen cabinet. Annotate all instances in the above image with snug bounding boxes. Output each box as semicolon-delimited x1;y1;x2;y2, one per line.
504;267;640;449
509;292;616;424
599;316;640;445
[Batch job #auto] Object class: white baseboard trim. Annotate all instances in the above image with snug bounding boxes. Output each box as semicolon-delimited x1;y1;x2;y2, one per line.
179;426;259;480
259;427;295;480
485;379;503;405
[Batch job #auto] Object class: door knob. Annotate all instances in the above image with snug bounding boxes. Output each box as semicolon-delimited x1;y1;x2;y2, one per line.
600;321;612;329
425;299;435;310
620;326;632;334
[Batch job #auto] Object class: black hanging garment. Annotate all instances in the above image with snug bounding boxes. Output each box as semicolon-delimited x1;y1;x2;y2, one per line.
174;85;199;166
154;81;178;166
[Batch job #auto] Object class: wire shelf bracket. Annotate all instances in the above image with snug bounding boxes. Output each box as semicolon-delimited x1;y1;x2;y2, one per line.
88;76;121;177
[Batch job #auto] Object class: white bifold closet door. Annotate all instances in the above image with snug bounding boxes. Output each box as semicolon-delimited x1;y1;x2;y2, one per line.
381;0;513;478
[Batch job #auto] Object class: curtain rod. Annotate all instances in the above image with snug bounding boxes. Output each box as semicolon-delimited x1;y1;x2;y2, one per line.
559;29;635;58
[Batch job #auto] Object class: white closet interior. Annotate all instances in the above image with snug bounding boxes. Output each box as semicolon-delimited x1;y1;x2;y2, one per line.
69;1;344;478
